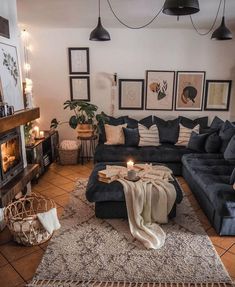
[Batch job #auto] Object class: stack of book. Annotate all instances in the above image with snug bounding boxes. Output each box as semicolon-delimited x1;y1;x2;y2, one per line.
98;165;127;183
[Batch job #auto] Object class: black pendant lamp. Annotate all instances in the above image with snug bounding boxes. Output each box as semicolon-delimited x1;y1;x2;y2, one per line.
163;0;200;16
211;0;232;40
90;0;110;41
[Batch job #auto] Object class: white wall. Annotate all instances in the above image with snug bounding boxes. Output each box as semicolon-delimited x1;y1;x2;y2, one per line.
0;0;26;164
27;27;235;141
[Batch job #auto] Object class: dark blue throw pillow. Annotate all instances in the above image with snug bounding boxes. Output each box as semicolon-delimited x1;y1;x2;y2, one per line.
210;116;224;130
230;168;235;185
153;116;179;144
124;116;153;129
179;116;208;129
224;135;235;160
123;127;139;147
219;121;235;153
204;132;221;153
187;132;208;152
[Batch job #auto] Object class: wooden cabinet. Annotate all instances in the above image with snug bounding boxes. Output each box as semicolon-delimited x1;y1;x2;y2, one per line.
26;130;58;177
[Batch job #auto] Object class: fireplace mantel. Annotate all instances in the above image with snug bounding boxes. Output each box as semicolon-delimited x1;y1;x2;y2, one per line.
0;107;40;134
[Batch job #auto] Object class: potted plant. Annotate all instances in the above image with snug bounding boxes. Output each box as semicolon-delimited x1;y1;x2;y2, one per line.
51;100;107;138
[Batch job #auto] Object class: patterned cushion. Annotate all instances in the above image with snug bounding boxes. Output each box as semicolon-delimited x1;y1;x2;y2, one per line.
138;124;160;147
176;124;200;146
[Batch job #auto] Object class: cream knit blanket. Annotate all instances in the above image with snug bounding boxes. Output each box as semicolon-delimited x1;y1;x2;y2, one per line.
107;164;177;249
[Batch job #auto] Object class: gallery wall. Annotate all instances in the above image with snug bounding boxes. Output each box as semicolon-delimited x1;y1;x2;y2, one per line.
26;27;235;140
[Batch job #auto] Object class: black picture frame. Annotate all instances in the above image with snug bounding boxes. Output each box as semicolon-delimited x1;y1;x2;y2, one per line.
119;79;144;110
0;16;10;39
68;47;90;74
69;76;90;101
204;80;232;111
175;71;206;111
145;70;175;111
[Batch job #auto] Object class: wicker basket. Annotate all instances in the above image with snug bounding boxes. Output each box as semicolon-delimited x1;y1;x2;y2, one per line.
4;193;56;246
58;147;79;165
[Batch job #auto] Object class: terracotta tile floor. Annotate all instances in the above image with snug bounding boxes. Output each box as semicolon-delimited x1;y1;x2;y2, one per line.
0;162;235;286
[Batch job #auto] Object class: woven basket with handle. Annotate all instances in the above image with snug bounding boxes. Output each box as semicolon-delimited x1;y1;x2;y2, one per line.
4;193;56;246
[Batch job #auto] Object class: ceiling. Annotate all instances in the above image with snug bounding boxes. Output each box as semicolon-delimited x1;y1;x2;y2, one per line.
17;0;235;30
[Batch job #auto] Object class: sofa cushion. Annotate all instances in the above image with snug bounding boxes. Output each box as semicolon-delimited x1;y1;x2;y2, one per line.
153;116;179;144
205;132;221;153
98;115;127;143
123;127;139;147
179;116;208;129
104;124;127;145
138;124;160;147
219;121;235;153
94;143;193;163
211;116;224;130
224;135;235;160
124;116;153;129
176;124;199;146
230;168;235;185
188;132;208;152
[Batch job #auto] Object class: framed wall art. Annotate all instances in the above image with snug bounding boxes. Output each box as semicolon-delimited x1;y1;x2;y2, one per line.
68;47;90;74
145;70;175;110
175;71;205;111
69;76;90;101
0;43;24;111
0;16;10;39
204;80;232;111
119;79;144;110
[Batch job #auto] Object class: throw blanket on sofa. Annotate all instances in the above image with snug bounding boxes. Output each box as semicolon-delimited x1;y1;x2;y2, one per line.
104;165;177;249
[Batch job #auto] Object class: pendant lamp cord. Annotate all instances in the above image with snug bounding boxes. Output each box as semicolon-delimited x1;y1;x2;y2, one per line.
190;0;223;36
99;0;101;17
106;0;163;29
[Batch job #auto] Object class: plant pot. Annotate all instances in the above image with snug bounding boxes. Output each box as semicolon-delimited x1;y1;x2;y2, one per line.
77;124;94;138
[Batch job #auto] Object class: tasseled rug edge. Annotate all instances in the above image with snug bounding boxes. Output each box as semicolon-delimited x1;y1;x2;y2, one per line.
27;280;235;287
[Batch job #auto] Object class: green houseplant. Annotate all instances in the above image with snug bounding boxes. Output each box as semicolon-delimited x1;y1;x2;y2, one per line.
51;100;108;137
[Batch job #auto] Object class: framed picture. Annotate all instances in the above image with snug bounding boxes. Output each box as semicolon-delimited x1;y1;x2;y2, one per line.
69;76;90;101
204;80;232;111
0;77;4;102
0;16;10;39
145;70;175;110
0;43;24;111
119;79;144;110
175;71;205;111
68;47;90;74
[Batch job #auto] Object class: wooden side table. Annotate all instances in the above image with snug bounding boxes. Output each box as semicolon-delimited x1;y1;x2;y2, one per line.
78;135;97;165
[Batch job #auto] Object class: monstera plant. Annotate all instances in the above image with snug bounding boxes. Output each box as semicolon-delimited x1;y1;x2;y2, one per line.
51;100;107;138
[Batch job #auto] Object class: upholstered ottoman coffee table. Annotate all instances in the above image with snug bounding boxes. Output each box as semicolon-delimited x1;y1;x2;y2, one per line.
86;162;183;219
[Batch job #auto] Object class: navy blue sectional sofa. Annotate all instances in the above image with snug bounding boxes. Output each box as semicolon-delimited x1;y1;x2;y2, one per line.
92;115;235;235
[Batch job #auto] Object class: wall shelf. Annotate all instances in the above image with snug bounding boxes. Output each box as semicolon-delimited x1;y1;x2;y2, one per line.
0;108;40;134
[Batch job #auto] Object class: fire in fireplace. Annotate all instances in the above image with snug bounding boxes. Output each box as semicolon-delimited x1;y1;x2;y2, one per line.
0;128;24;188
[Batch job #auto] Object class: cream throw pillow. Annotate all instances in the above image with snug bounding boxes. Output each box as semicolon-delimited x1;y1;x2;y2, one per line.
104;124;127;145
138;124;160;147
176;124;200;146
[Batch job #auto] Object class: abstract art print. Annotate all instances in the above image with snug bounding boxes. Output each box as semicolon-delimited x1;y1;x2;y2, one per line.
0;43;24;111
68;48;90;74
119;79;144;110
175;71;205;111
204;80;232;111
145;70;175;110
69;76;90;101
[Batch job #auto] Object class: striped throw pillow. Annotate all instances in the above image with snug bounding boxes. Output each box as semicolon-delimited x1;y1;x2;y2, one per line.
138;124;160;147
176;124;200;146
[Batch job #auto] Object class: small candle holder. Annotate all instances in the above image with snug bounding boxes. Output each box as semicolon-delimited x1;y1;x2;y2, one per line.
125;160;140;182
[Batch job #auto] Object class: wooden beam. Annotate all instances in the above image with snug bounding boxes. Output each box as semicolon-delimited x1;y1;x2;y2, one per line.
0;108;40;134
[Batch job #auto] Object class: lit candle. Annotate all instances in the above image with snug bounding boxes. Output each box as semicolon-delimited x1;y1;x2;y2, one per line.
39;131;45;138
34;126;39;138
127;160;134;170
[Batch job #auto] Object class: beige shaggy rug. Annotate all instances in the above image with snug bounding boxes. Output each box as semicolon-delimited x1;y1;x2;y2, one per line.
28;179;233;287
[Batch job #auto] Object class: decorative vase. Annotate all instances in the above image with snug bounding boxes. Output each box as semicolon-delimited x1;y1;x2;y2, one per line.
77;124;94;138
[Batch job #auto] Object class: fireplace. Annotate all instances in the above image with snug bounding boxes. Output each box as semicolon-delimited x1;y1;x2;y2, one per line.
0;128;24;188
